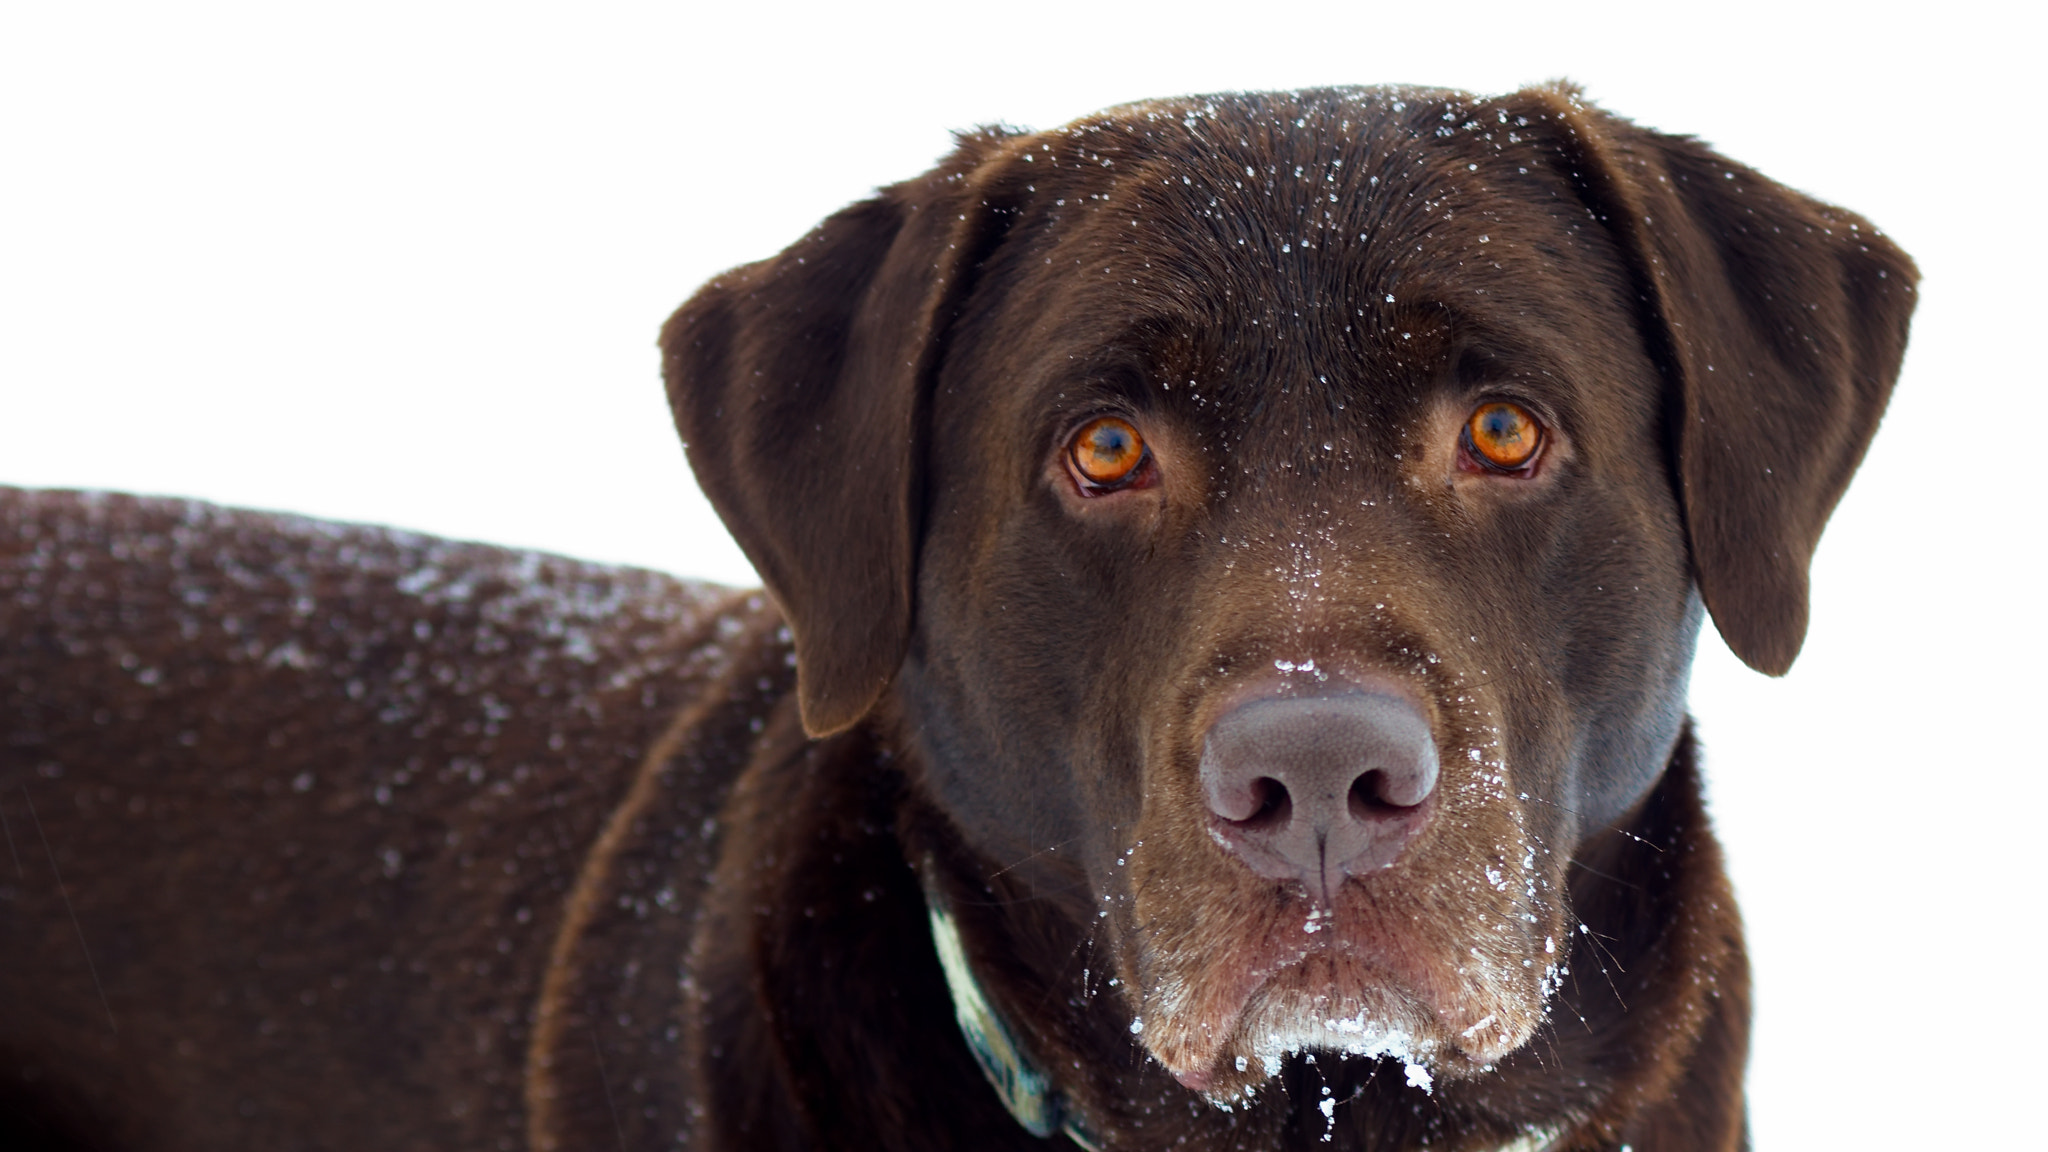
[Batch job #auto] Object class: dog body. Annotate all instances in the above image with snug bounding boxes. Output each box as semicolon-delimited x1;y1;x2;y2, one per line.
1;85;1913;1150
0;493;774;1148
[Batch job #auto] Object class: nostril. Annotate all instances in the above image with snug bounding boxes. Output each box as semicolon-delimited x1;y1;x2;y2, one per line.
1238;777;1292;830
1348;769;1425;820
1348;770;1387;819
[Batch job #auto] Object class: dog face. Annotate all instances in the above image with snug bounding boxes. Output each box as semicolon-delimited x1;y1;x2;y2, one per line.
897;99;1700;1094
665;86;1913;1100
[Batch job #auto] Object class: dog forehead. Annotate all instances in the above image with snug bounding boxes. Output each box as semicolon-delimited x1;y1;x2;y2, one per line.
1007;90;1595;300
966;90;1633;415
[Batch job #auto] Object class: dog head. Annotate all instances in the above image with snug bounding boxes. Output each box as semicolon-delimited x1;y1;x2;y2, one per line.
663;86;1913;1099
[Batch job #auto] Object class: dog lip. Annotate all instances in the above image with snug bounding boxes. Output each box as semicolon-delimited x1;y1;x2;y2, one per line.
1140;904;1461;1083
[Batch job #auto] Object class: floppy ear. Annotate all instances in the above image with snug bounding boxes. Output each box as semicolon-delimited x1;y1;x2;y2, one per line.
661;132;1020;736
1527;87;1919;675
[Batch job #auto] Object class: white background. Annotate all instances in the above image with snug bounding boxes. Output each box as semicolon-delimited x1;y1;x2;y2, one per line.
3;2;2042;1144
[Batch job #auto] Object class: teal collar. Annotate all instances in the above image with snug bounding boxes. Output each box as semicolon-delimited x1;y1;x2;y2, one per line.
922;885;1101;1150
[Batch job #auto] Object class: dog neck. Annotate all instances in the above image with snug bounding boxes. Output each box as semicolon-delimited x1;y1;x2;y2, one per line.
921;871;1105;1151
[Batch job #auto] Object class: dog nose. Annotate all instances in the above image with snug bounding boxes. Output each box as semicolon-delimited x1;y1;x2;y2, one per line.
1198;692;1438;899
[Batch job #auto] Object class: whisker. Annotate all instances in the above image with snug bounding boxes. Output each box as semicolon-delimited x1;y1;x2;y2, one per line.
1565;859;1641;891
951;874;1098;909
986;836;1084;881
586;997;628;1152
0;791;24;880
1574;922;1630;1011
1519;792;1664;852
23;786;116;1035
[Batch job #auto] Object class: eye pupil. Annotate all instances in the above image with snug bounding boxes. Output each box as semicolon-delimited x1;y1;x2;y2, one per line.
1071;416;1147;486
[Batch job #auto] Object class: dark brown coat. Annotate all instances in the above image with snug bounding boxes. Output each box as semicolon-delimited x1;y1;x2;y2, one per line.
1;84;1914;1150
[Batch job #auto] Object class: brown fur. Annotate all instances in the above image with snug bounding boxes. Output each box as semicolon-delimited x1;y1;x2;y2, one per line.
1;84;1912;1149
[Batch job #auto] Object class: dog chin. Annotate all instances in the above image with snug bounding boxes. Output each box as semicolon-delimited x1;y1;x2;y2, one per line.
1200;984;1448;1103
1142;951;1543;1104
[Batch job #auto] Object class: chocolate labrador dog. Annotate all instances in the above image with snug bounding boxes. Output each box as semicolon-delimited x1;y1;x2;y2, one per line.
0;84;1913;1150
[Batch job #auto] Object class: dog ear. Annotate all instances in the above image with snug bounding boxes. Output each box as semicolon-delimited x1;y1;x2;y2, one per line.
1526;87;1918;675
661;132;1019;736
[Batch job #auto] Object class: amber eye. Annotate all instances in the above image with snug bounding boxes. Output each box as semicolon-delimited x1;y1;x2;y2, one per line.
1464;402;1542;471
1068;416;1148;488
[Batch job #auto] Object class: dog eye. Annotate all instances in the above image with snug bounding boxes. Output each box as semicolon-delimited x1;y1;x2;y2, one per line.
1463;402;1542;471
1068;416;1149;489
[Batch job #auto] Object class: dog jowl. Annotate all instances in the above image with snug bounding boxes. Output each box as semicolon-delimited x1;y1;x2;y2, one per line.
668;85;1914;1147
